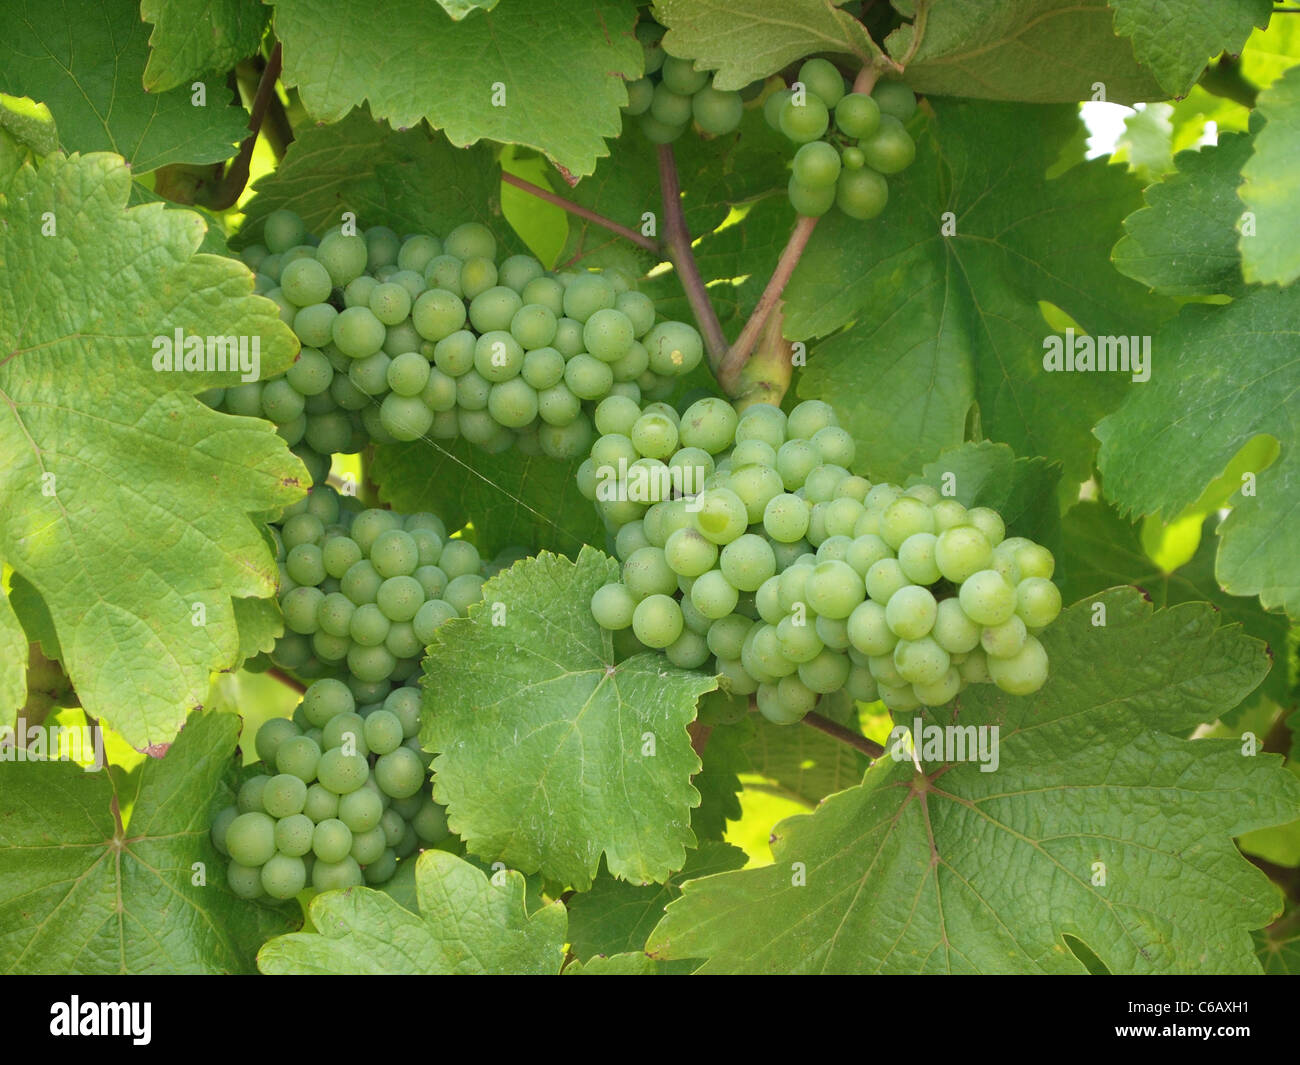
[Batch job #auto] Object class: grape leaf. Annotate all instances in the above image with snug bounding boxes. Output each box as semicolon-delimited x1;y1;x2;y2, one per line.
1095;286;1300;617
420;548;717;888
372;438;604;557
0;0;246;173
141;0;270;92
787;101;1171;486
884;0;1163;103
690;716;750;840
1256;907;1300;974
232;597;283;662
258;850;567;974
565;951;675;973
1238;64;1300;286
745;712;868;807
912;442;1063;551
0;94;58;157
267;0;641;178
1109;0;1271;97
651;0;876;91
0;151;302;748
0;588;27;719
1058;501;1289;716
1112;132;1253;298
237;110;514;253
0;712;296;974
647;589;1299;973
567;842;745;961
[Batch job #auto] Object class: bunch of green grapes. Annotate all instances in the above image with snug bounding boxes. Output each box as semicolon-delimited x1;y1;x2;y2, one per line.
208;208;704;464
622;18;759;142
265;485;487;698
765;59;918;220
210;678;452;897
579;396;1063;724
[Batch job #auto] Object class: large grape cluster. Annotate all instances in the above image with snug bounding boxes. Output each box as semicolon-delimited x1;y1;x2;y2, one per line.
622;19;758;142
767;59;918;220
579;396;1063;724
206;208;705;475
263;485;489;699
211;678;450;896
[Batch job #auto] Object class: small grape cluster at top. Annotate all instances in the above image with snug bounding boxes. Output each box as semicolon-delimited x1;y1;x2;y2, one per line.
621;18;757;142
258;485;513;701
766;59;918;220
578;396;1063;724
209;209;706;481
211;678;451;897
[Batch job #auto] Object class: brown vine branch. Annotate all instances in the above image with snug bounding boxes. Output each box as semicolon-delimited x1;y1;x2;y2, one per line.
802;710;885;759
656;144;730;369
501;172;662;253
268;667;306;695
210;43;283;211
718;215;818;394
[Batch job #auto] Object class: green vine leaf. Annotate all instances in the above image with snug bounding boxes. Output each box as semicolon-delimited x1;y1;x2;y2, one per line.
420;548;717;888
0;589;27;719
1238;64;1300;286
0;0;247;172
647;589;1298;973
236;110;514;253
372;438;603;557
0;713;296;974
258;850;567;974
567;842;746;963
787;101;1172;486
1112;132;1254;298
886;0;1163;103
141;0;270;93
1095;285;1300;617
267;0;641;178
1058;501;1290;718
651;0;876;91
0;151;302;748
1109;0;1271;98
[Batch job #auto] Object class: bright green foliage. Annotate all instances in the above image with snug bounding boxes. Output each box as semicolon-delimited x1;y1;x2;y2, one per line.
0;152;300;747
1238;65;1300;284
421;549;717;887
0;0;248;172
141;0;270;92
267;0;642;176
1112;132;1254;297
652;0;877;91
1095;285;1300;617
0;714;296;973
258;850;566;974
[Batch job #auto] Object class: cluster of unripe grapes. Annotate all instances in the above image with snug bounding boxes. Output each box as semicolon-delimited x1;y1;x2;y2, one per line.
622;18;757;142
208;209;704;478
211;678;450;897
579;396;1062;723
259;485;494;696
767;59;918;220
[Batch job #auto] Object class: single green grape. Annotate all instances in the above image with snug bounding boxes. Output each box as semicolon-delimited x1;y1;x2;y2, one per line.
836;167;889;220
860;115;916;174
797;58;846;107
779;94;830;144
872;80;917;122
834;93;881;139
959;570;1017;626
692;87;744;134
632;593;685;648
987;635;1049;694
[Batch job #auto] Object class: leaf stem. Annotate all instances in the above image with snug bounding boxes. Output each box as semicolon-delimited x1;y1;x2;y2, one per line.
501;172;661;253
656;144;730;370
211;43;284;211
718;215;818;394
267;667;306;694
802;710;884;759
